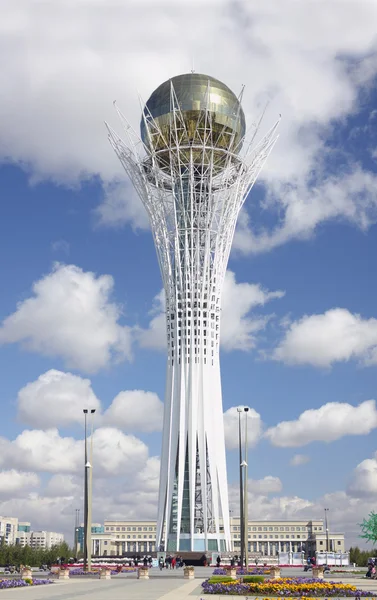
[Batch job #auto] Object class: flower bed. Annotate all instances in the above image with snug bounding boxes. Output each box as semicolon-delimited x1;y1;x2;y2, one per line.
202;576;375;596
212;568;269;575
0;579;53;589
68;568;121;576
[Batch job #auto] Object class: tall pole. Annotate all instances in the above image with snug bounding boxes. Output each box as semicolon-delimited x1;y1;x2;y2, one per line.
244;407;249;569
87;409;95;571
83;409;88;571
237;407;244;567
325;508;329;554
74;509;80;557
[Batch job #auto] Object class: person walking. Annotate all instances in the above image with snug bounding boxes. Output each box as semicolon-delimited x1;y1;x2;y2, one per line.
171;556;176;569
216;555;221;567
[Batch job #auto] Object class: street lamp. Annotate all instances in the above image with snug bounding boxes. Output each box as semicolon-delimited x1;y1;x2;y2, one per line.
324;508;329;554
87;409;96;572
74;508;80;557
243;407;249;568
237;407;244;567
83;409;96;572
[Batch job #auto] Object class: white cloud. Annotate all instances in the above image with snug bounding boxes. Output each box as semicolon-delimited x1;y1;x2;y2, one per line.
0;427;148;477
94;181;149;230
347;458;377;498
265;400;377;447
17;369;100;428
273;308;377;368
103;390;164;433
290;454;310;467
136;290;166;351
0;263;132;373
0;1;377;248
248;476;282;494
0;470;40;497
234;167;377;254
221;271;284;351
223;406;263;450
44;474;81;498
138;271;284;352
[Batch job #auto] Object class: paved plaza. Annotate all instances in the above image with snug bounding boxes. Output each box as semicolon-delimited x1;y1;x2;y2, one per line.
2;568;377;600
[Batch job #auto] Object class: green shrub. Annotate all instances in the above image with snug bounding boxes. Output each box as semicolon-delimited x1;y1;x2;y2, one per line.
24;578;33;585
208;576;234;583
242;575;264;583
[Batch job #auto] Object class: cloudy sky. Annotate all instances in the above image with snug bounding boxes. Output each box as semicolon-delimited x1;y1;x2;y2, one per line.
1;0;377;548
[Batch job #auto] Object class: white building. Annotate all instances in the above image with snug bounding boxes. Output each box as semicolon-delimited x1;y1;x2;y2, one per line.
17;530;64;549
108;72;278;553
92;518;345;557
0;516;18;545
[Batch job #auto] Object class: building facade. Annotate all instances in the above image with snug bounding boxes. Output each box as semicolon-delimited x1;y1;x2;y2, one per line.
17;530;65;549
0;516;18;545
85;519;344;557
108;73;278;553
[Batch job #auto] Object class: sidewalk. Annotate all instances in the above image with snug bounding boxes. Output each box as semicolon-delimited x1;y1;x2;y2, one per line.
0;577;206;600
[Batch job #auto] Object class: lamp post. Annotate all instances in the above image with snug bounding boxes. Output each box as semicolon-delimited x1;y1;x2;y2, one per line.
83;409;89;572
324;508;329;554
87;409;96;571
237;407;244;567
74;508;80;557
243;407;249;568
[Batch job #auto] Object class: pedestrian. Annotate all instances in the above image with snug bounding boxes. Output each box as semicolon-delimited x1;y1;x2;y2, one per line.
216;555;221;567
159;557;164;571
172;556;176;569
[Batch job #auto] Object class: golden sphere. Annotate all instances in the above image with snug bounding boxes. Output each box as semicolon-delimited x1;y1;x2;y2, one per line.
140;73;245;172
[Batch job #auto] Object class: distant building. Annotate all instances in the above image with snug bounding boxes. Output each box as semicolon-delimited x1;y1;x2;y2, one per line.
0;516;18;545
18;522;31;533
76;523;104;553
17;530;64;549
83;518;345;557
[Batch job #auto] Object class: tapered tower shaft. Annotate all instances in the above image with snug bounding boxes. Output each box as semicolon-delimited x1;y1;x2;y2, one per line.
106;73;279;553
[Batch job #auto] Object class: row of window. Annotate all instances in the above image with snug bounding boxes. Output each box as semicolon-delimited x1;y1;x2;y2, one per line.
234;534;303;540
232;526;308;532
105;526;156;532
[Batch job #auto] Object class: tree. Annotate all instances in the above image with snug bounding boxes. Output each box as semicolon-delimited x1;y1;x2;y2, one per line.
360;512;377;545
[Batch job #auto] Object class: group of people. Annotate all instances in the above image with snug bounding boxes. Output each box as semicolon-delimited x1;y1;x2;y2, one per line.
158;555;184;570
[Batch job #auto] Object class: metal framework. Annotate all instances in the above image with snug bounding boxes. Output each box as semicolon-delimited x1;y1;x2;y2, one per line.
106;79;279;553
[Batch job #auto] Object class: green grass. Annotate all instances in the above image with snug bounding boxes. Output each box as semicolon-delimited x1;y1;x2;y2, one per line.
207;576;234;583
242;575;265;583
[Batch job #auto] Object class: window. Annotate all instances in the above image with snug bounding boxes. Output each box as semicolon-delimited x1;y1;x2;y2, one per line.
269;527;273;531
104;541;108;545
132;527;136;531
319;541;323;545
252;527;257;532
263;527;267;531
258;527;262;531
116;527;120;531
122;527;125;531
337;541;341;545
127;527;131;531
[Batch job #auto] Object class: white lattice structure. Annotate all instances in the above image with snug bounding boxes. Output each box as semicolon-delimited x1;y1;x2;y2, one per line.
106;73;278;553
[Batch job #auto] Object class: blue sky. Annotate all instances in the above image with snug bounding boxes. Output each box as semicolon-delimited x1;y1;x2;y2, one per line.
1;0;377;547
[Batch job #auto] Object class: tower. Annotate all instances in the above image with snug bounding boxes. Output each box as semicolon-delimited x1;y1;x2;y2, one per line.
107;73;278;553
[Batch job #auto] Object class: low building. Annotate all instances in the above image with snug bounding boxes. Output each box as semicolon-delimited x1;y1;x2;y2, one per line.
90;518;345;557
76;523;104;553
0;516;18;545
